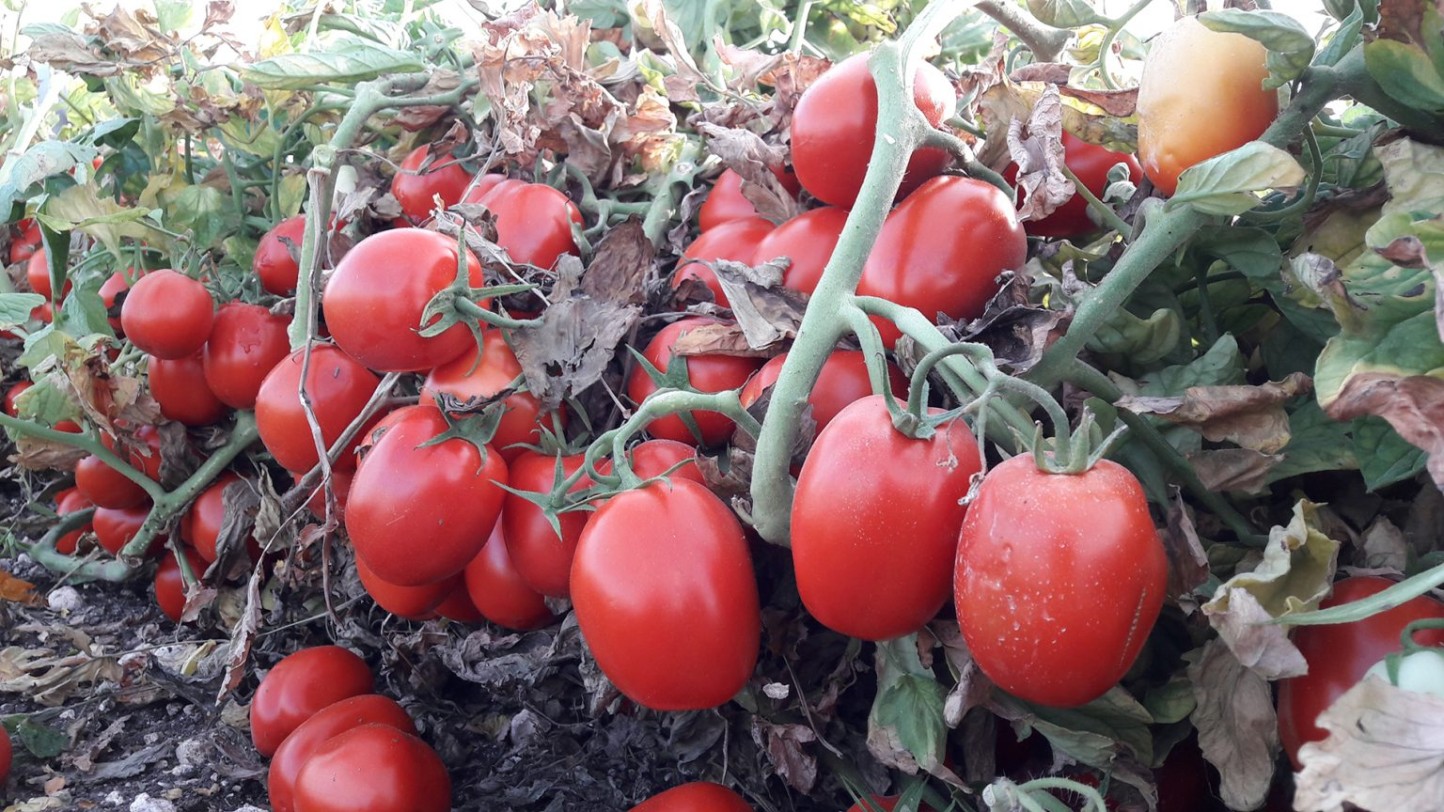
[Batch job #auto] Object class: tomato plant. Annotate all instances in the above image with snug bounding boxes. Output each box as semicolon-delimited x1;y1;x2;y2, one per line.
292;724;450;812
624;318;763;447
391;144;473;223
250;645;374;757
629;781;753;811
92;502;159;558
74;452;150;510
750;206;850;297
119;270;214;360
98;268;139;333
148;353;228;426
463;524;556;631
671;216;775;307
501;451;592;598
255;344;381;474
253;215;308;296
421;327;557;462
267;694;416;812
594;439;704;485
202;302;292;410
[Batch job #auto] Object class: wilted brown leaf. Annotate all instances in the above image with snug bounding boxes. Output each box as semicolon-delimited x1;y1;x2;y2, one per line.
1188;448;1282;494
1059;86;1138;118
1008;85;1073;224
0;646;125;706
391;70;463;132
751;719;818;793
711;258;807;350
1117;372;1312;454
1324;373;1444;491
1188;640;1278;810
1203;587;1307;679
950;272;1069;372
0;570;42;606
670;320;773;358
1162;493;1211;603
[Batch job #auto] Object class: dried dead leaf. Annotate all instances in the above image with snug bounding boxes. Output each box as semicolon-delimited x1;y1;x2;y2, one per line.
1187;640;1278;810
1203;587;1307;679
671;320;773;358
751;719;818;793
951;272;1069;373
0;646;125;706
1323;373;1444;492
0;570;43;606
1162;493;1211;603
1116;372;1312;454
711;258;807;349
1188;448;1281;494
1008;86;1073;224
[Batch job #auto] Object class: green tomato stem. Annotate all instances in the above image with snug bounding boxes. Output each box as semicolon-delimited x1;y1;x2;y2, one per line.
1057;162;1133;238
25;507;134;583
974;0;1074;63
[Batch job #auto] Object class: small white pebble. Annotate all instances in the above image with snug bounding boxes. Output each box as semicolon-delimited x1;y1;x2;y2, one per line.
47;586;83;612
105;790;126;806
129;794;177;812
175;738;208;767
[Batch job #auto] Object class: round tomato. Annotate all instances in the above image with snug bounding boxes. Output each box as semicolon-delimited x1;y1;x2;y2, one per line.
1136;16;1278;196
477;182;582;270
254;215;308;296
792;396;980;640
750;206;850;297
629;781;752;811
202;302;292;410
1007;131;1142;238
624;318;764;447
955;455;1167;708
698;167;799;232
459;173;516;205
154;547;207;623
149;353;228;426
671;216;775;308
572;478;760;710
268;694;416;812
420;327;559;462
55;488;93;555
502;451;592;598
3;380;31;417
292;724;450;812
26;248;68;299
859;175;1027;347
464;524;556;631
99;268;142;334
391;144;473;223
180;473;243;562
94;502;161;558
346;405;508;585
739;350;906;435
250;645;374;757
120;270;214;360
256;344;380;474
791;51;955;208
322;228;484;373
74;452;150;509
357;554;453;619
1277;576;1444;767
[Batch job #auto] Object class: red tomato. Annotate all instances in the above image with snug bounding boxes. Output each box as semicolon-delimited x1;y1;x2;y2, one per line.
250;645;374;757
0;721;10;784
112;425;164;481
94;502;161;558
750;206;850;297
955;455;1168;708
180;473;242;562
459;173;515;205
154;547;207;623
254;215;308;296
99;268;141;334
202;302;291;410
301;469;353;522
346;405;508;585
120;270;214;360
1006;132;1142;238
698;167;799;232
391;144;473;223
477;182;582;270
268;694;416;812
149;353;228;426
357;554;453;619
9;217;40;265
791;52;955;208
421;327;559;462
859;176;1027;347
74;452;150;509
792;396;980;640
1277;576;1444;767
26;248;68;299
3;380;31;416
572;478;760;710
55;488;94;555
595;439;704;485
432;581;484;623
629;781;753;811
624;318;764;447
502;451;592;598
464;524;556;631
322;228;484;373
672;216;775;307
739;350;906;435
292;724;450;812
256;344;380;474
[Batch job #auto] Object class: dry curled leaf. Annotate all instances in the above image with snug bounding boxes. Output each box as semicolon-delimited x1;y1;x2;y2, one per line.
750;719;818;793
1007;86;1073;224
1188;640;1278;810
0;570;43;606
1116;372;1313;454
1323;373;1444;492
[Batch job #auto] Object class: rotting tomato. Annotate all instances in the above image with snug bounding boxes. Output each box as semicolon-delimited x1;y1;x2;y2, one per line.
671;216;776;308
99;268;141;333
267;694;417;812
792;395;981;641
739;350;906;434
624;318;764;447
750;206;850;297
202;302;292;410
148;353;228;426
253;215;307;296
391;143;473;223
473;182;582;270
94;502;160;558
154;547;206;623
291;724;450;812
250;645;374;757
955;455;1168;708
421;327;559;462
790;51;955;208
1006;131;1142;238
571;478;760;710
629;781;753;811
180;473;243;562
255;344;381;474
697;167;799;232
464;524;556;631
355;551;454;620
120;269;214;360
501;451;592;598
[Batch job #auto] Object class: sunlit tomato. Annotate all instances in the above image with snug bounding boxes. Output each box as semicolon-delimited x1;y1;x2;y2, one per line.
1006;131;1142;238
475;182;582;270
149;353;228;426
26;249;68;299
629;781;753;811
624;318;764;447
1277;576;1444;767
292;724;450;812
391;144;473;223
464;524;556;631
120;270;214;360
256;344;381;474
955;455;1167;708
595;439;704;485
501;451;592;598
9;217;40;265
356;554;454;620
421;327;559;462
254;215;308;296
792;396;980;640
346;405;508;585
180;473;242;562
750;206;850;297
1136;16;1278;196
202;302;291;410
3;380;31;416
94;502;161;558
154;547;207;623
698;167;800;232
0;720;10;784
322;228;484;373
791;51;955;208
671;216;775;307
99;268;142;333
572;478;760;710
74;452;150;510
250;645;374;757
739;350;906;434
55;488;93;555
268;694;416;812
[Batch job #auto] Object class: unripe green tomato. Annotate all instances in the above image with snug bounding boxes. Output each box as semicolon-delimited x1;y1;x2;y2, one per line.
1365;649;1444;699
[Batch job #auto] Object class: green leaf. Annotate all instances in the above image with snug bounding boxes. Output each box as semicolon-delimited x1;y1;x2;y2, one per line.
1199;10;1315;88
0;293;46;328
1026;0;1097;28
59;275;114;339
38;184;158;257
869;637;947;770
1194;226;1282;282
7;715;67;759
81;117;141;150
0;140;98;216
165;185;239;249
153;0;195;32
1263;400;1356;483
998;687;1155;768
1086;307;1182;366
1136;334;1247;395
1364;39;1444;112
1167;142;1307;216
1353;416;1428;490
243;41;426;90
1143;673;1197;725
1316;4;1364;68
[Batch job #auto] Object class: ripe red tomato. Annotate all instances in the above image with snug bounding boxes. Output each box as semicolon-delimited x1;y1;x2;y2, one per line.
432;581;484;623
792;396;980;640
624;318;764;447
739;350;906;435
1277;576;1444;767
595;439;704;485
859;176;1027;347
99;268;142;334
501;451;592;598
629;781;752;811
3;380;31;416
459;173;516;205
154;547;207;623
346;405;508;585
254;215;307;296
421;327;559;462
0;721;10;784
698;167;799;232
55;488;93;555
1006;132;1142;238
94;502;161;558
268;694;416;812
750;206;850;297
572;478;760;710
202;302;291;409
256;344;380;474
671;216;775;307
74;453;150;509
292;724;450;812
9;217;40;265
120;270;214;360
791;52;955;208
356;555;454;620
475;182;582;270
26;248;70;300
250;645;374;757
391;144;472;223
180;473;242;562
955;455;1168;708
149;353;228;426
1136;16;1278;196
322;228;484;373
301;469;353;522
464;524;556;631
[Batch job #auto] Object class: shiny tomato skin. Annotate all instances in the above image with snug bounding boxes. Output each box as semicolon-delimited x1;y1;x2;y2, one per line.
1136;16;1278;196
1277;576;1444;767
750;206;850;297
202;303;291;409
180;473;241;562
250;645;374;757
120;270;214;360
346;405;508;585
793;396;981;641
1010;132;1142;238
859;176;1027;347
74;453;150;509
26;248;68;299
254;215;307;296
482;182;583;270
391;144;472;223
255;344;380;474
955;455;1168;708
154;547;207;623
99;268;141;333
94;502;161;558
698;167;799;232
56;488;93;555
420;327;558;462
502;451;592;598
791;52;955;208
672;216;775;307
148;353;228;426
356;556;453;620
571;478;760;710
624;318;764;447
267;694;416;812
3;380;31;416
739;350;906;435
460;173;514;205
322;228;484;373
464;524;556;631
629;781;753;811
292;724;450;812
